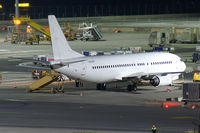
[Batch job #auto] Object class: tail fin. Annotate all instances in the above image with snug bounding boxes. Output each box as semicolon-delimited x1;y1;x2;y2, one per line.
48;15;83;60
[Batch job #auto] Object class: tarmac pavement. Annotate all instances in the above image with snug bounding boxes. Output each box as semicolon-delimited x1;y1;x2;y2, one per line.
0;17;198;132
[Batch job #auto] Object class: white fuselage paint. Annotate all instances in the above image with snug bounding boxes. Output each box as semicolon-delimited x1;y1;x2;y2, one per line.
55;52;186;83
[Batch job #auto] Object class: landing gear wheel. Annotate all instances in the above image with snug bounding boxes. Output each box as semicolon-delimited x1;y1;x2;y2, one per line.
96;84;101;90
132;84;137;92
96;83;107;90
127;84;137;92
102;83;107;90
127;85;132;91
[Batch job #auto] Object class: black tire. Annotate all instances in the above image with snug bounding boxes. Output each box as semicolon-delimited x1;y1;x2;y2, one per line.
127;84;137;92
133;84;137;91
96;83;106;90
96;84;101;90
127;85;132;91
101;83;107;90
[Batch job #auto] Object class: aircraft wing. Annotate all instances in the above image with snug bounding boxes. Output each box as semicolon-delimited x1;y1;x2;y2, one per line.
17;63;51;70
113;72;142;81
118;72;147;80
120;71;181;81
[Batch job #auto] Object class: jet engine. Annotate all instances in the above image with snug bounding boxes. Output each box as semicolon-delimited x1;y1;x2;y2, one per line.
150;75;174;87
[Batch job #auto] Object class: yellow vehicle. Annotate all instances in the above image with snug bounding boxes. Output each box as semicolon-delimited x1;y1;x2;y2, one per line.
28;70;63;93
13;16;50;38
13;16;50;44
64;23;76;41
193;72;200;82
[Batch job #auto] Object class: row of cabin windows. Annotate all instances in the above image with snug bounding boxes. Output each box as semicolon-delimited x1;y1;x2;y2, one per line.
151;61;172;65
92;64;136;69
92;61;173;69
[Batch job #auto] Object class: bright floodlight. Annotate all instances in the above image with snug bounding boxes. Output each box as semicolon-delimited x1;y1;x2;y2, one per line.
13;18;21;25
15;3;29;7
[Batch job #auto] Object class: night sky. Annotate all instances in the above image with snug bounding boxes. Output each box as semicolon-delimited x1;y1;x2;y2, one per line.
0;0;200;19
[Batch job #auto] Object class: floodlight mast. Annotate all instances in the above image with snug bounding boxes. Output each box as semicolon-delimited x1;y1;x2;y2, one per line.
15;0;19;18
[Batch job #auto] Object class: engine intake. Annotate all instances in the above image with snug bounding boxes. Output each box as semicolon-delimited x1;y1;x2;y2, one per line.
150;75;173;87
150;76;160;86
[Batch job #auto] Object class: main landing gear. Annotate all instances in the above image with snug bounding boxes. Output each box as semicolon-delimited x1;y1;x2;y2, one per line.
127;83;137;92
96;83;107;90
75;80;83;87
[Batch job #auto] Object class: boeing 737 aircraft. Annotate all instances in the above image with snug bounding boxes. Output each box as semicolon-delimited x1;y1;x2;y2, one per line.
46;15;186;91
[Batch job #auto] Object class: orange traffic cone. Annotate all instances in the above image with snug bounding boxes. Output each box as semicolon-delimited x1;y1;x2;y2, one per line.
14;82;17;88
167;86;170;92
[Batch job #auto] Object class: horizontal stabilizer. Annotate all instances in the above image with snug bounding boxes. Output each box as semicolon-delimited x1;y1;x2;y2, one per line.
17;63;51;70
8;57;50;66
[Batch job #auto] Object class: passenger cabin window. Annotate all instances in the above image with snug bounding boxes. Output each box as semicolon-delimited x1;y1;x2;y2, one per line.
91;61;174;69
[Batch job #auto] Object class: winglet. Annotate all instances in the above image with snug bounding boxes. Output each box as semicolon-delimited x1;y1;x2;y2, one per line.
48;15;83;60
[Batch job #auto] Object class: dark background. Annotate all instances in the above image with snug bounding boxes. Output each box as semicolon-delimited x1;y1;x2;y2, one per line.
0;0;199;20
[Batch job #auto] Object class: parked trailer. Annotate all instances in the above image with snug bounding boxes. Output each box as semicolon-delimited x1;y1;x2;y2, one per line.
182;83;200;133
182;83;200;101
82;51;90;56
82;51;97;56
148;31;169;47
149;27;200;45
176;27;199;43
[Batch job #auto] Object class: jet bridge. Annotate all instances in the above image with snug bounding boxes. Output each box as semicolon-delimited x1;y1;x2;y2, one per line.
28;70;64;93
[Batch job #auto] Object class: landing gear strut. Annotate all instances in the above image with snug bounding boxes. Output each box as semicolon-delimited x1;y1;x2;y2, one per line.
96;83;107;90
75;80;80;87
127;84;137;92
75;80;83;87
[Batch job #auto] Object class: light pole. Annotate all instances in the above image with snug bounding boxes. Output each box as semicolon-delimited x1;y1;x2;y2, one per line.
15;0;19;18
15;0;20;44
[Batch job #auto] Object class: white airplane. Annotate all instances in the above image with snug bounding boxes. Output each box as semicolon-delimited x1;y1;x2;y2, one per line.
47;15;186;91
16;15;185;91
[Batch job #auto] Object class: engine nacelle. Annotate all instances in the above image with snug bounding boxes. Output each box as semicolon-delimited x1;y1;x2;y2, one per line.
150;75;174;87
